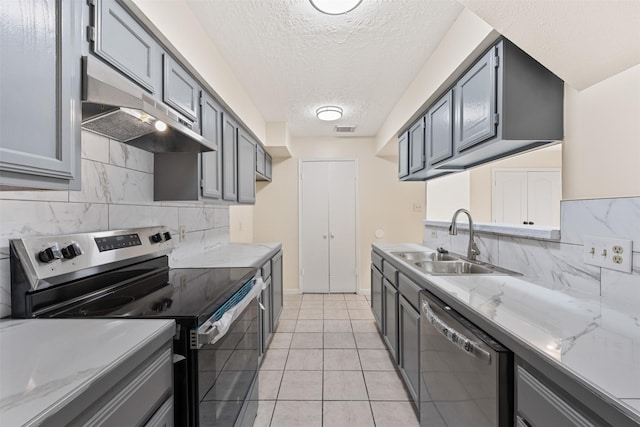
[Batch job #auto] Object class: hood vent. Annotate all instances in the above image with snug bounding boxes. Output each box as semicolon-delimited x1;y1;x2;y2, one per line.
81;56;216;153
335;125;357;133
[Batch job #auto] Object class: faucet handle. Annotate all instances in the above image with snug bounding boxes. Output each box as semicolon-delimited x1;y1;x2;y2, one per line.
470;241;480;256
437;247;449;254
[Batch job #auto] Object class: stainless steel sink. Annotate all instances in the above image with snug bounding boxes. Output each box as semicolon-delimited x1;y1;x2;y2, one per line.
391;251;459;262
413;259;520;276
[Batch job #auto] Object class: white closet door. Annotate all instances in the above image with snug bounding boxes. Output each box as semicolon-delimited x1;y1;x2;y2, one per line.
328;161;357;293
493;171;528;224
527;171;561;226
300;161;330;293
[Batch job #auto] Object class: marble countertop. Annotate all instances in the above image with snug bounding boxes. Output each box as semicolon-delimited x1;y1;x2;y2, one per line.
373;242;640;423
0;319;175;426
170;242;282;269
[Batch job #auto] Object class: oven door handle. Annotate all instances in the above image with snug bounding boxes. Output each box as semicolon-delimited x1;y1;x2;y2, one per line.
195;277;264;348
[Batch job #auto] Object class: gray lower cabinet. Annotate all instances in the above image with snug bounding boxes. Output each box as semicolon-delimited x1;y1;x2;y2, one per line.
237;129;257;204
516;364;599;427
222;114;239;201
399;295;420;407
261;275;273;355
371;265;383;331
163;55;200;123
0;0;82;190
201;92;223;199
272;251;283;326
382;278;398;361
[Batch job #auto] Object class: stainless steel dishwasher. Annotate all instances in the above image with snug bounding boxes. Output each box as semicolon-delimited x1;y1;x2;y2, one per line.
420;291;513;427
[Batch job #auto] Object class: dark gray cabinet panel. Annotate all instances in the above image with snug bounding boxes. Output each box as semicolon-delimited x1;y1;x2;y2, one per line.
201;92;222;199
516;365;597;427
256;145;266;176
222;114;238;201
426;90;453;165
272;252;283;327
261;276;273;354
371;266;383;331
92;0;160;94
398;131;409;179
265;153;272;180
454;48;497;153
0;0;82;190
383;278;398;361
399;295;420;407
237;129;256;204
163;54;199;122
408;119;426;174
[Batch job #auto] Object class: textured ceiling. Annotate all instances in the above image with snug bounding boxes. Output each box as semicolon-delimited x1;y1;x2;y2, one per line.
459;0;640;91
187;0;463;137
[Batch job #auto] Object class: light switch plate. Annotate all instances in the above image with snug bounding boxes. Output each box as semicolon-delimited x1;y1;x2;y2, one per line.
583;235;632;273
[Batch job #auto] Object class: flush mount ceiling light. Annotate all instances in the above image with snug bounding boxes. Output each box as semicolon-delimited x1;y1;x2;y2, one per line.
316;106;343;121
309;0;363;15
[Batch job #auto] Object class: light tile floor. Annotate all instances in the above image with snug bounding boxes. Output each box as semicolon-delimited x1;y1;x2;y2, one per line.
253;293;419;427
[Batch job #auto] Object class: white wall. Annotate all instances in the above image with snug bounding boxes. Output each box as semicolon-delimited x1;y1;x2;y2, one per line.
425;172;470;221
251;137;425;292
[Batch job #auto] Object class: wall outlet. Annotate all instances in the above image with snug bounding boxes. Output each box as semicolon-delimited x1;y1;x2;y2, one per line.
413;202;423;212
179;226;186;242
431;230;438;238
583;235;632;273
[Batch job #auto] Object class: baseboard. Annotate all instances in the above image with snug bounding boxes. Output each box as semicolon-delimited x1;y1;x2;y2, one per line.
358;288;371;296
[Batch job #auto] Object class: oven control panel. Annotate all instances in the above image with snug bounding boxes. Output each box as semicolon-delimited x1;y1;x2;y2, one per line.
10;226;174;288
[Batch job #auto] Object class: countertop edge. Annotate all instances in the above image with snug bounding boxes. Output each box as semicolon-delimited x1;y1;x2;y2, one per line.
424;220;561;241
372;243;640;426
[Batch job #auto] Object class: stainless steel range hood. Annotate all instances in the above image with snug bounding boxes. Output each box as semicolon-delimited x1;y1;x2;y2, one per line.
81;56;215;153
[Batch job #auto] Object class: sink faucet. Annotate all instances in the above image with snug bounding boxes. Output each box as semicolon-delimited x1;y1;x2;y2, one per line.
449;208;480;261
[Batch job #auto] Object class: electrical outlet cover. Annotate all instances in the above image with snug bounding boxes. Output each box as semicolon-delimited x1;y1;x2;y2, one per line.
583;235;632;273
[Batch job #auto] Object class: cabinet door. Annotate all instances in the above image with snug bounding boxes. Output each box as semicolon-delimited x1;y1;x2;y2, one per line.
256;145;266;176
383;278;398;361
262;277;273;351
163;54;199;122
92;0;159;93
408;119;426;174
398;131;409;179
272;252;283;328
399;295;420;406
265;153;272;180
371;266;383;331
454;48;498;152
237;129;256;204
426;90;453;165
201;92;222;199
0;0;81;190
222;114;238;201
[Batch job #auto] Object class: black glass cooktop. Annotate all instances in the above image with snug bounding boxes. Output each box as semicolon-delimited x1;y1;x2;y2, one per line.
50;267;258;326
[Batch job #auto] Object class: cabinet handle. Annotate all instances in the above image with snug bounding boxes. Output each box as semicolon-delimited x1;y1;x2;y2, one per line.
323;234;327;239
422;301;491;364
330;234;335;239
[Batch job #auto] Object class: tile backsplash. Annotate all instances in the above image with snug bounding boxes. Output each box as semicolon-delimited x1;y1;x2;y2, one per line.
0;131;230;318
424;197;640;313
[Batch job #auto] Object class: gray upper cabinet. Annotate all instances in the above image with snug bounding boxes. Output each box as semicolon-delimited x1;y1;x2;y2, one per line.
426;90;453;166
201;92;222;199
163;54;199;122
398;131;409;179
237;129;257;204
91;0;160;94
265;152;272;180
0;0;82;190
408;119;425;174
454;49;497;153
256;145;266;176
222;114;238;202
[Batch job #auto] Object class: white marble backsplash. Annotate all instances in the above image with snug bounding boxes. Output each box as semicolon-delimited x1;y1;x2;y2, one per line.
0;131;230;318
424;196;640;311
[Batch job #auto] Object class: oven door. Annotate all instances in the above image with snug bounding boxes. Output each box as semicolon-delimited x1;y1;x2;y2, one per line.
197;296;259;427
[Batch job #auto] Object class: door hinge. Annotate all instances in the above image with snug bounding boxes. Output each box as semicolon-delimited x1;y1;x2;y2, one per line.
87;26;96;42
199;93;204;106
494;55;500;68
200;179;205;188
494;113;499;125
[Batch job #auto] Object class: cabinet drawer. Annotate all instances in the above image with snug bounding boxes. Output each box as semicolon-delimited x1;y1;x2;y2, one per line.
398;273;422;310
516;365;596;427
262;260;272;280
371;252;383;272
383;262;398;285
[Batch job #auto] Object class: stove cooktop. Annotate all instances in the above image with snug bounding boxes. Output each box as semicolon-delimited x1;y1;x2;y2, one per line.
50;267;258;326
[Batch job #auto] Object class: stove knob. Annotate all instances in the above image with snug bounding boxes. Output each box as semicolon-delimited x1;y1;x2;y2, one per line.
61;242;83;259
150;233;163;243
163;232;172;241
38;244;62;263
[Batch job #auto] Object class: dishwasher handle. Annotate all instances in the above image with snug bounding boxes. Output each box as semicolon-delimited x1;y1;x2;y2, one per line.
423;300;492;364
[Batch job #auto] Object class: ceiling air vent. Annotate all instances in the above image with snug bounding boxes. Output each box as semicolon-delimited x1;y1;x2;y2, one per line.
335;125;356;133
